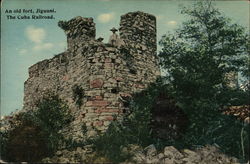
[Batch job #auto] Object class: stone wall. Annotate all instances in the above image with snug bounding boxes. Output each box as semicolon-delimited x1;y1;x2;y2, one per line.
23;11;160;140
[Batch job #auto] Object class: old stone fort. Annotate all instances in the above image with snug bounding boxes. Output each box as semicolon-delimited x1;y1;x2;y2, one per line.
23;11;161;139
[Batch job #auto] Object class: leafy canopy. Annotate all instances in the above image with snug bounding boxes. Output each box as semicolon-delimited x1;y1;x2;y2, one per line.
159;1;249;106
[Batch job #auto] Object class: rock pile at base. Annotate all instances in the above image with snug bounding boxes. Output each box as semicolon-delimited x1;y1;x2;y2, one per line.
41;144;239;164
127;144;239;164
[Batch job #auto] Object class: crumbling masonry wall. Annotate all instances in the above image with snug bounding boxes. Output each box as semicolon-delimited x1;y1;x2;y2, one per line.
23;11;160;140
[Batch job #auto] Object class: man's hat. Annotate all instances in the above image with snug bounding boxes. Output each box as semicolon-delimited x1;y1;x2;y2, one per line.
110;27;118;32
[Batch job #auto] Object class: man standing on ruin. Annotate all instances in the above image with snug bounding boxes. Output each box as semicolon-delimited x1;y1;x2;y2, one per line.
108;27;125;47
108;27;119;47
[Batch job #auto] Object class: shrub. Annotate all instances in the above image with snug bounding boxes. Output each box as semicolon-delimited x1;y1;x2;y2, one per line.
0;129;9;161
182;103;249;162
3;94;73;162
90;122;131;162
72;85;84;107
34;94;73;153
5;118;49;162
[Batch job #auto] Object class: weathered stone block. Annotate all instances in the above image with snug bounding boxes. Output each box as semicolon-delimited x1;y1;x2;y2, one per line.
94;95;103;100
99;116;114;121
104;63;114;69
90;78;104;88
115;77;123;82
94;120;103;126
95;108;120;114
86;100;110;107
104;58;112;63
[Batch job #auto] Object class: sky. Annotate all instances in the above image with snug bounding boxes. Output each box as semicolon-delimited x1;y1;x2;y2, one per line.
1;0;249;116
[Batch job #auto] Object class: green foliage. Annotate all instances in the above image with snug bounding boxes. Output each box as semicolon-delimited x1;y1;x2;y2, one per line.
36;94;72;131
217;87;249;106
0;129;9;160
2;94;73;162
34;94;73;153
182;108;249;161
158;1;249;161
72;85;85;107
90;122;132;162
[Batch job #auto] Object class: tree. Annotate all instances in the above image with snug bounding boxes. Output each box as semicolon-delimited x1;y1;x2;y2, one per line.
158;1;249;161
159;1;249;108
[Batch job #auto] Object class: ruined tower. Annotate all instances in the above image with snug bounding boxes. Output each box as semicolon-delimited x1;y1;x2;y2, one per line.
23;11;160;140
58;16;96;50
